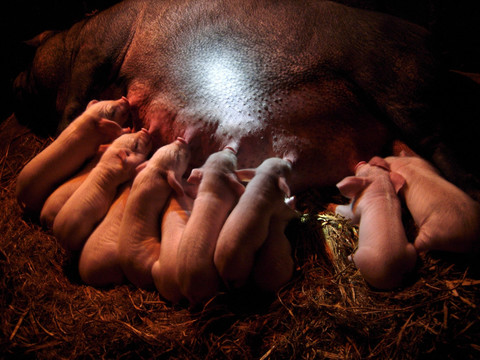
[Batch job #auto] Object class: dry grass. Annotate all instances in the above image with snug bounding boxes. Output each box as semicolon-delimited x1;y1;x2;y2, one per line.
1;114;479;359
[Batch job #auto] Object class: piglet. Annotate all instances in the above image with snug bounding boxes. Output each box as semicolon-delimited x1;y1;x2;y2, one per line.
151;193;194;303
118;137;190;289
78;183;131;287
335;157;417;290
384;154;480;254
40;146;107;229
53;129;151;251
176;147;245;306
16;97;130;213
214;157;298;291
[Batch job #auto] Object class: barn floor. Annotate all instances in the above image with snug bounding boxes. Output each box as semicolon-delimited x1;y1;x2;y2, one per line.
1;114;479;359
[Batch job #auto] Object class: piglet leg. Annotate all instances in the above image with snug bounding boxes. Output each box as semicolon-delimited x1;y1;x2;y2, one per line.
252;205;297;292
78;183;130;286
152;193;193;303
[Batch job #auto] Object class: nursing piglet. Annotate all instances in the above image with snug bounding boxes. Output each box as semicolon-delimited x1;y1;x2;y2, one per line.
384;154;480;254
335;157;417;289
16;97;130;213
78;183;131;287
214;157;297;291
118;137;190;288
176;147;245;306
151;193;193;303
53;129;151;251
40;146;107;229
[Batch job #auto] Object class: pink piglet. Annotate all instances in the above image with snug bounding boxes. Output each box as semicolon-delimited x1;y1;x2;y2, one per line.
335;157;417;290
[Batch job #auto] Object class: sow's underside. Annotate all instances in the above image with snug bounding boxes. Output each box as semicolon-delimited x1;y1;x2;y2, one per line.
13;0;480;196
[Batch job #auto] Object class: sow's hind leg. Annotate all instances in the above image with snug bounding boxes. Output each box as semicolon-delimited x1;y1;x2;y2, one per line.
309;2;480;197
359;42;480;198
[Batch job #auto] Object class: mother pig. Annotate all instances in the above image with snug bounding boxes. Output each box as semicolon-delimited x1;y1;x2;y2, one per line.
13;0;480;195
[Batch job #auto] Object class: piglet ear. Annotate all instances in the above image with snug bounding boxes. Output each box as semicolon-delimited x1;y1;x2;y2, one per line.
226;173;245;197
97;118;124;141
278;176;291;198
121;127;132;135
25;30;56;47
389;171;406;194
135;161;148;175
183;182;199;199
167;170;184;197
235;169;256;182
116;149;128;165
187;168;203;184
87;99;99;108
368;156;390;171
336;176;370;198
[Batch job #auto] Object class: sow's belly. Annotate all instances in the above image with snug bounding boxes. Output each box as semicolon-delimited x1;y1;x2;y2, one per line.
16;0;441;193
121;3;393;193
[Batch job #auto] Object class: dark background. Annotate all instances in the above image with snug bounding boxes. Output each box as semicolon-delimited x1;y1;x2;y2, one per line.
2;0;479;122
1;0;120;121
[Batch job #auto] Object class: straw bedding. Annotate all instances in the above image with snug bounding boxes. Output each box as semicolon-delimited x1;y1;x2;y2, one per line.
1;114;479;359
